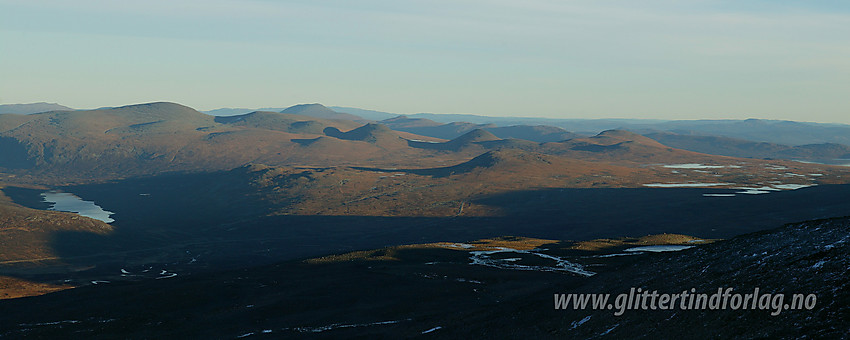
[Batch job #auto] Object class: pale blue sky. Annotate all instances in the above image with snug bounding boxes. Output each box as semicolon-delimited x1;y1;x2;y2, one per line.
1;0;849;123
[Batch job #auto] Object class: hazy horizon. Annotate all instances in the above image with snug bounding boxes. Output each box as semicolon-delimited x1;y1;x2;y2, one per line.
2;1;848;123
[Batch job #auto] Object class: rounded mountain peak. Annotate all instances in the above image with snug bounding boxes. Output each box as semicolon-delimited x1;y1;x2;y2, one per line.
98;102;205;120
340;123;394;141
282;103;332;114
281;103;363;121
451;129;500;144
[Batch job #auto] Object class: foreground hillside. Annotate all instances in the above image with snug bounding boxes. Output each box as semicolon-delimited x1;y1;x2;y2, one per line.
0;215;846;338
0;185;113;298
0;185;112;264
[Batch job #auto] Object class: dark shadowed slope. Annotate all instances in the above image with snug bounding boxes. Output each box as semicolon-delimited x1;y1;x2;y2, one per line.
0;214;846;338
550;216;850;338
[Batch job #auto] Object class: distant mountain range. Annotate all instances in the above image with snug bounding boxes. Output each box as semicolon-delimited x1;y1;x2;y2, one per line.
379;115;581;143
328;106;398;121
281;103;364;121
332;106;850;161
331;106;850;146
4;102;850;173
3;101;847;186
204;107;285;116
628;119;850;146
331;106;671;133
0;103;73;114
0;102;394;180
247;105;850;154
645;132;850;163
205;104;850;145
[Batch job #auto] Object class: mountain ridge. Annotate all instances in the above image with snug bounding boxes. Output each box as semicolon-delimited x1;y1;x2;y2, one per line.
0;103;73;115
281;103;364;121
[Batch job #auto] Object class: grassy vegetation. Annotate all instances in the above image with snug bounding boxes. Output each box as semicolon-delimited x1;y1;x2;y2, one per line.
0;186;113;264
566;234;717;251
304;234;708;264
0;276;73;299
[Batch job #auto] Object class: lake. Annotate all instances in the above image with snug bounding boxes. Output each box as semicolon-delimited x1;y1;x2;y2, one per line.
41;191;115;223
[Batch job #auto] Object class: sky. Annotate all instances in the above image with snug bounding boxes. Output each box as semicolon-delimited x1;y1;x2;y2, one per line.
1;0;849;123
